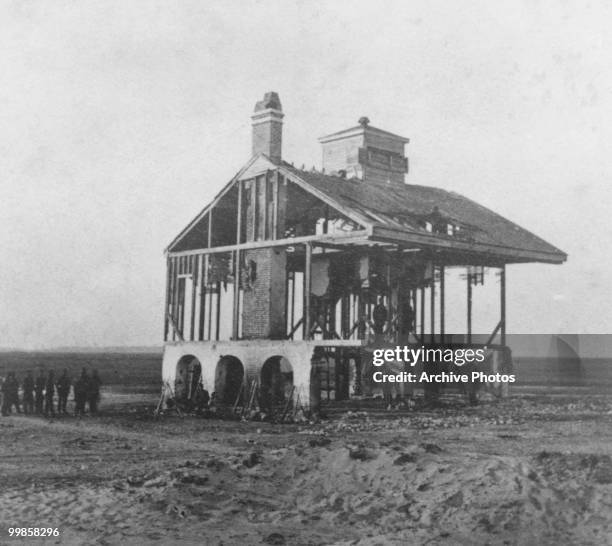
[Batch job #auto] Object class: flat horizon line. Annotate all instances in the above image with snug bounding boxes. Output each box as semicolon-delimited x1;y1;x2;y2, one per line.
0;345;164;354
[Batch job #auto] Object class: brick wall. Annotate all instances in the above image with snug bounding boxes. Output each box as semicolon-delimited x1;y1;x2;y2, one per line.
241;170;288;339
242;248;286;339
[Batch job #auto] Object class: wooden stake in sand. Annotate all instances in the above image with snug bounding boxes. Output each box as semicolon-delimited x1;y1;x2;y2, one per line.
154;381;183;417
243;380;259;417
280;386;296;423
233;377;246;414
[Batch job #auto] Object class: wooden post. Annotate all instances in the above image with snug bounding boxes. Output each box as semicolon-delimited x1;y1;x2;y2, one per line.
358;294;366;339
233;181;243;340
303;242;312;339
170;257;177;341
215;281;221;341
232;250;240;340
440;264;445;344
251;177;258;241
420;286;425;339
198;254;206;341
208;210;212;247
172;257;180;340
411;288;417;337
236;180;243;247
177;271;185;336
467;268;472;344
500;265;506;346
430;268;435;344
177;256;183;322
386;261;392;338
341;295;349;339
327;298;335;340
284;269;290;336
324;205;330;234
164;257;172;342
290;271;295;335
190;255;198;341
182;256;188;336
206;211;213;340
207;270;213;340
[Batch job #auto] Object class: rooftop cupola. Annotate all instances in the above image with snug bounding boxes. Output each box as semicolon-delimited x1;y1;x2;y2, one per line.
319;117;409;184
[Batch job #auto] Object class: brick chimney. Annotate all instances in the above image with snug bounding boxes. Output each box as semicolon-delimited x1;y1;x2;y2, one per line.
251;92;283;163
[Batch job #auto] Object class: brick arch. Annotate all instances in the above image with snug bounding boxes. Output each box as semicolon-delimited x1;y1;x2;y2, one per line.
214;355;245;405
259;356;294;411
175;355;201;401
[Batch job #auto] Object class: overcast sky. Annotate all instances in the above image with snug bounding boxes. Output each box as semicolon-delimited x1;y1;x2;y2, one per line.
1;0;610;349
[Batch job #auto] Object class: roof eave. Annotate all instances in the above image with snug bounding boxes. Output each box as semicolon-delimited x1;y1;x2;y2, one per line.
370;225;567;265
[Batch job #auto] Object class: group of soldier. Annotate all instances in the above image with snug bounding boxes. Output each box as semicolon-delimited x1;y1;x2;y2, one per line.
1;368;102;417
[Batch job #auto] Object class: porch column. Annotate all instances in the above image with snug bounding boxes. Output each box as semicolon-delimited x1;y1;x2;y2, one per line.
430;268;435;343
467;268;472;344
164;256;172;342
189;255;197;341
439;264;445;344
303;242;312;339
500;265;506;345
233;181;243;340
172;257;180;340
199;254;208;340
215;281;221;341
420;286;425;339
207;212;213;341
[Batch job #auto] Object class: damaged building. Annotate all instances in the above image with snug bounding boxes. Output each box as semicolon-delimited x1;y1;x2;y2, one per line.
161;92;566;412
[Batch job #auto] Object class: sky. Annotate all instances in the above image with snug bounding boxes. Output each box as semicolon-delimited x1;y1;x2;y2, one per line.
1;0;611;349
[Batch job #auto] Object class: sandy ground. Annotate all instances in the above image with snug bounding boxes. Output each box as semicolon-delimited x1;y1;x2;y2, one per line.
1;389;612;545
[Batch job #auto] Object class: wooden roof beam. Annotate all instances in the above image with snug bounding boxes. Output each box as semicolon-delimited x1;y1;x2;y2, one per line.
166;228;372;258
370;225;566;265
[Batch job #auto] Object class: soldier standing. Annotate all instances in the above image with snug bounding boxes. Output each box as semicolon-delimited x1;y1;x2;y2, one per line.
193;383;210;414
74;368;89;416
372;296;388;335
56;369;71;415
1;372;20;416
22;371;35;415
34;370;45;414
88;369;101;414
44;370;56;417
398;294;415;344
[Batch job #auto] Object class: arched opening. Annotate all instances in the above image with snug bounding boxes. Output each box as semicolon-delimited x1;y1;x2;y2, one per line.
175;355;202;403
214;356;245;405
260;356;294;411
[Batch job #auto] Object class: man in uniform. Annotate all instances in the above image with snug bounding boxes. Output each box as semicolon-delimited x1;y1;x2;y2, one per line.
1;372;20;415
74;368;89;416
56;369;71;415
87;369;101;414
34;369;46;414
193;383;210;414
372;296;388;335
22;371;35;415
44;370;56;417
399;295;415;342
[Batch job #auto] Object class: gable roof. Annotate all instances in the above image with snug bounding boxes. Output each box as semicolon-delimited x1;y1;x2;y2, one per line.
280;164;566;264
167;154;566;264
